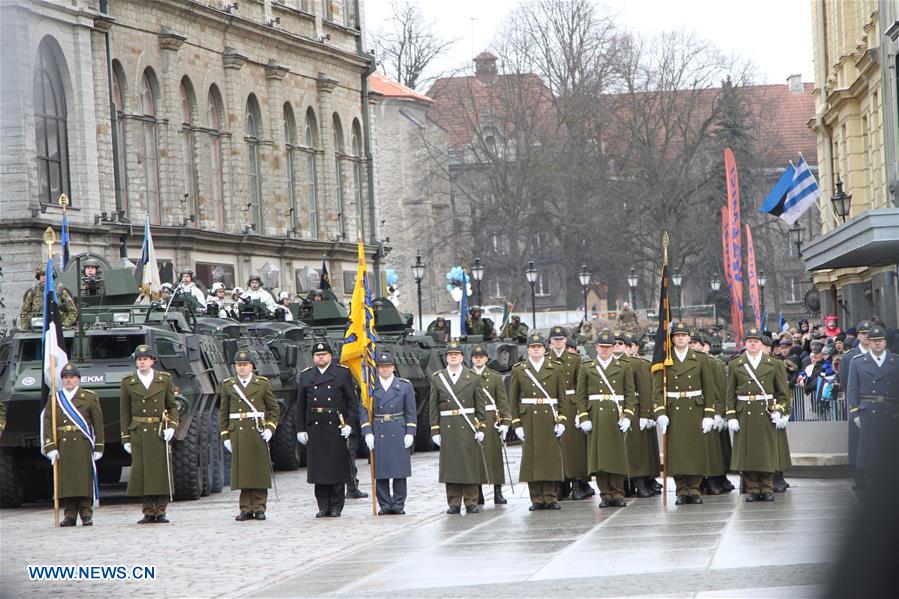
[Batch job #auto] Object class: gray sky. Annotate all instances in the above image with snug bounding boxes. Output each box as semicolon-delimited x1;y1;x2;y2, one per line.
363;0;815;86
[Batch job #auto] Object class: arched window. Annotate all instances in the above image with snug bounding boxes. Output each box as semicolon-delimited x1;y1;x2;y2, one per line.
333;113;345;238
246;95;263;231
207;86;224;231
351;119;364;239
141;70;161;224
34;38;70;205
283;103;297;232
180;79;198;225
304;108;319;239
111;61;128;214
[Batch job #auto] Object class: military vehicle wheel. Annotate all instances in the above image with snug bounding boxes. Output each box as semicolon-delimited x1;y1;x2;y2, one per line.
0;449;24;508
271;401;304;471
414;395;432;452
208;407;224;493
200;409;212;497
173;416;204;500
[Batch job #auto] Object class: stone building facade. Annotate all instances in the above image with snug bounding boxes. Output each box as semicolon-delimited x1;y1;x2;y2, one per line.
0;0;379;328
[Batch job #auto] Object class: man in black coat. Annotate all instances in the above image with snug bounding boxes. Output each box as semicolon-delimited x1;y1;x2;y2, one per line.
296;341;356;517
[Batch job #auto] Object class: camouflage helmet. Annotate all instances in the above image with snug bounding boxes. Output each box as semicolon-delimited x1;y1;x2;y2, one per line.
310;288;324;298
82;257;102;270
247;274;262;286
161;282;174;292
35;264;46;279
179;268;195;280
470;305;482;313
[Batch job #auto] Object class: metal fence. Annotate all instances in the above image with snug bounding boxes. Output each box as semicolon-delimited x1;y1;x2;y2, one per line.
790;385;848;422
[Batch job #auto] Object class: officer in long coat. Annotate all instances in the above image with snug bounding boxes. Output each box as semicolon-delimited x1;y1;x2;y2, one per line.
653;322;717;505
725;328;790;502
840;320;871;477
120;345;179;523
699;335;734;494
429;341;488;514
510;334;568;511
763;335;792;492
625;336;662;495
576;332;637;507
296;341;355;518
219;350;279;521
612;333;655;498
846;325;898;483
361;350;416;515
689;332;729;495
42;363;104;526
470;344;511;505
548;326;591;500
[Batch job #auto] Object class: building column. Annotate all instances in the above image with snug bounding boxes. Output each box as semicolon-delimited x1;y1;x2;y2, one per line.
264;60;289;238
316;73;339;241
222;47;248;235
157;28;186;227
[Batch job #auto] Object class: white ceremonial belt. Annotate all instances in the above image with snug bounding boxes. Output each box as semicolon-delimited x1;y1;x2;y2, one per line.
230;411;265;419
440;408;475;416
588;394;624;402
666;390;703;398
736;394;773;401
565;389;576;395
521;398;557;405
484;405;497;412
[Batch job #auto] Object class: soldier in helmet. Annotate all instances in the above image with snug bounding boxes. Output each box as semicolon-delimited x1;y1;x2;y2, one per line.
19;265;78;329
219;350;279;521
503;315;529;343
426;316;451;342
155;283;174;311
275;291;295;321
206;282;229;318
80;257;105;297
468;306;496;340
176;269;206;309
241;275;276;315
42;362;105;526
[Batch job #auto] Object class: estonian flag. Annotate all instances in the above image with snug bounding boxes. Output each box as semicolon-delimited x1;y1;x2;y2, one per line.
61;213;71;270
759;156;821;225
39;256;70;454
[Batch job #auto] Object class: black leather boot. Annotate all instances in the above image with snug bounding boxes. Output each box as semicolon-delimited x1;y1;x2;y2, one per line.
493;484;507;504
570;480;586;500
346;479;368;499
558;480;571;500
706;477;722;495
634;477;652;498
772;472;788;493
580;480;596;497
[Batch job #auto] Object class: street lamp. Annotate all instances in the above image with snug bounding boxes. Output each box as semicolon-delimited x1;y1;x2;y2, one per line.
758;270;767;330
471;257;484;306
830;177;852;223
578;264;591;321
789;222;805;257
710;274;721;330
412;254;425;331
671;267;683;320
627;267;639;309
525;260;538;329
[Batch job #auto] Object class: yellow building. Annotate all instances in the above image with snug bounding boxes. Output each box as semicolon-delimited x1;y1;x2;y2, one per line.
805;0;899;329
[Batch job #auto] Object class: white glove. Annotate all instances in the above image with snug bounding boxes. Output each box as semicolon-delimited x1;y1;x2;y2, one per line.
224;439;232;453
853;416;861;429
776;413;790;430
163;427;175;442
515;427;525;441
404;434;414;449
618;417;631;433
554;423;565;438
713;415;725;431
261;429;273;443
297;432;309;444
496;424;509;436
656;415;669;435
431;434;441;447
365;433;375;450
646;418;656;429
475;431;485;444
639;418;650;431
701;417;714;434
573;420;581;430
92;451;103;462
46;450;59;465
580;420;593;433
123;442;132;454
728;419;740;433
340;425;352;438
770;411;782;426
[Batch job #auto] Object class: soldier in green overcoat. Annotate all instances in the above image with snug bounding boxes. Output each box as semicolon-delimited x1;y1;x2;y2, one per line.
510;334;568;510
120;345;180;523
576;331;637;507
42;363;104;526
612;333;655;498
626;337;662;495
699;335;734;493
548;326;592;500
762;337;792;489
470;344;511;505
653;322;718;505
429;342;488;514
726;328;790;501
219;350;280;521
689;332;728;494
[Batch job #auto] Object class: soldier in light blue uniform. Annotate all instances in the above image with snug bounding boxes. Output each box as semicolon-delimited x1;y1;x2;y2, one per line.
846;325;898;485
361;350;417;515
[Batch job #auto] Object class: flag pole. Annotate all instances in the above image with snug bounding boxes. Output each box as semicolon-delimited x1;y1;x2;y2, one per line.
43;227;60;527
369;406;377;516
661;231;670;509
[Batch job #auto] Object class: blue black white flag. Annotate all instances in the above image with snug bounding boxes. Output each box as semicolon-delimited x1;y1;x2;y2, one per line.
759;156;820;225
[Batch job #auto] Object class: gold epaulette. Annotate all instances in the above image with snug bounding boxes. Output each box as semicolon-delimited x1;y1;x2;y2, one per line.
256;375;268;381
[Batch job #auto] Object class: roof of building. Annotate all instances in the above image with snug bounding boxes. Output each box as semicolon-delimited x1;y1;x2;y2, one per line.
369;71;434;105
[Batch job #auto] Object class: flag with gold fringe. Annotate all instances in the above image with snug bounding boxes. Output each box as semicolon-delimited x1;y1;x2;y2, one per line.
340;241;378;411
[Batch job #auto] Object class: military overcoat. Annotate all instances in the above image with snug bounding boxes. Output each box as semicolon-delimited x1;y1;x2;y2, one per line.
361;377;417;479
297;363;355;484
575;358;636;476
42;387;104;499
509;360;567;482
476;367;510;485
219;374;279;490
120;370;179;496
428;367;487;484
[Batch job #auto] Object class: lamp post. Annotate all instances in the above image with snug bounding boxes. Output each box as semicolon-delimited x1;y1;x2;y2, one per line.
830;177;852;223
525;260;538;329
758;269;767;330
578;264;591;322
412;254;425;331
671;267;683;320
710;274;721;330
789;222;805;257
471;257;484;306
627;267;639;309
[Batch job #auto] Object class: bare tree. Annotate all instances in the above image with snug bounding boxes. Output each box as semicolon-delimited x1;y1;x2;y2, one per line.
373;1;456;91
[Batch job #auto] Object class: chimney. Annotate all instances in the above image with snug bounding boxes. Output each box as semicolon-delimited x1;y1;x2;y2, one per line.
473;51;498;84
787;74;803;93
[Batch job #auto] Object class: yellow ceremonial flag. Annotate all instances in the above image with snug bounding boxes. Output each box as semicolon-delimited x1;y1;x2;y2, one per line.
340;241;377;410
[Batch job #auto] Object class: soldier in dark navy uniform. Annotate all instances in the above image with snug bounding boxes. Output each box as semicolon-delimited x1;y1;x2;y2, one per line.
361;350;417;515
296;341;356;517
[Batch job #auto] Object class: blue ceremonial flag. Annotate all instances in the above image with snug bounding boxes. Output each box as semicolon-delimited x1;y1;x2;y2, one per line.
61;213;71;270
759;156;820;225
778;313;787;333
319;255;331;290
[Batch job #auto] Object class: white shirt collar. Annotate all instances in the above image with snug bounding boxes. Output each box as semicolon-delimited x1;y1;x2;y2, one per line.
137;369;155;389
317;364;330;374
529;358;544;371
597;356;614;370
379;375;395;390
871;351;886;367
238;376;252;387
858;345;869;355
746;351;763;369
674;348;689;362
62;386;79;401
551;348;565;358
472;365;486;375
